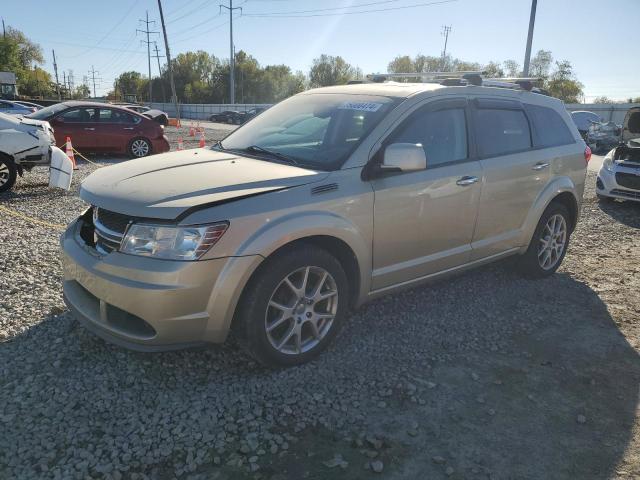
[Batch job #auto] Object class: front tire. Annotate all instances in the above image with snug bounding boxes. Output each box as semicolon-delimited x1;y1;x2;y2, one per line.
0;156;17;193
235;245;349;367
517;202;571;278
128;137;151;158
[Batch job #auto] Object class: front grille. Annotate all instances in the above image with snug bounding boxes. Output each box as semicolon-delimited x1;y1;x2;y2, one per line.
616;172;640;191
611;189;640;200
96;208;131;234
93;208;131;254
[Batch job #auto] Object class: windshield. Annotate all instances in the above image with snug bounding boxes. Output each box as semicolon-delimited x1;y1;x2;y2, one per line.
219;93;399;170
26;103;68;120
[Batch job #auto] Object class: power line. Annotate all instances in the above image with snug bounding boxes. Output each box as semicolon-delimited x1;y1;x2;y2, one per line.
245;0;402;15
137;11;159;102
66;0;140;58
242;0;457;18
220;0;242;104
441;25;451;69
152;41;166;102
88;65;102;98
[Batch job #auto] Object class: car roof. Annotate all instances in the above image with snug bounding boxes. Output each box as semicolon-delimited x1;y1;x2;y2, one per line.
301;82;563;107
57;101;148;116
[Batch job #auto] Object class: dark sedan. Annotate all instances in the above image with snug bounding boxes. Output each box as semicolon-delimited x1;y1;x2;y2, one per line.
209;110;240;124
27;101;170;158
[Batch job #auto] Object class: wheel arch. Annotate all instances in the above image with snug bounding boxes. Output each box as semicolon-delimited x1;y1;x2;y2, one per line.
519;176;581;249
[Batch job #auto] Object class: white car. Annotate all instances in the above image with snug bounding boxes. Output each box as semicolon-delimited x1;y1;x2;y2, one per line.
596;107;640;202
0;99;36;116
0;112;71;193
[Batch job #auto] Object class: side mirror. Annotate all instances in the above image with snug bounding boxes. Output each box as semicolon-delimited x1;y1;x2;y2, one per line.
381;143;427;172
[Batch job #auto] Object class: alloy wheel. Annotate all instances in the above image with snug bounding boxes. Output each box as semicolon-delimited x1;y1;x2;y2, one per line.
265;266;338;355
0;162;9;186
537;213;567;270
131;139;150;157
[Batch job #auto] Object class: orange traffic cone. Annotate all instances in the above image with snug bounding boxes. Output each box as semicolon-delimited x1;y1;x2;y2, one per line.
189;126;195;137
199;132;205;148
177;137;184;151
65;136;77;170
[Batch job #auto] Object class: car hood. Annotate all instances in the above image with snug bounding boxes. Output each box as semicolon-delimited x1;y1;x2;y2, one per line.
622;106;640;145
80;148;328;219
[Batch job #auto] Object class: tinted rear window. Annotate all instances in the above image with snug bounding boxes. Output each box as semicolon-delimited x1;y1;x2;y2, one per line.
475;108;531;157
528;105;575;148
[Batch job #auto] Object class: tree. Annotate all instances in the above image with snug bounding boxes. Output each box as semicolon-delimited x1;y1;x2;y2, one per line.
114;71;146;99
19;67;54;98
546;60;583;103
593;96;613;104
483;61;504;78
309;54;358;87
529;49;553;79
503;60;520;77
0;27;50;97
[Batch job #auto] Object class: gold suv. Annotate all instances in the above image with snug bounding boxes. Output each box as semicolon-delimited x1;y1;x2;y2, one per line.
62;79;589;366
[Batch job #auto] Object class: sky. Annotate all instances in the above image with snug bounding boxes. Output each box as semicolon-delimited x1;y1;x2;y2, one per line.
2;0;638;101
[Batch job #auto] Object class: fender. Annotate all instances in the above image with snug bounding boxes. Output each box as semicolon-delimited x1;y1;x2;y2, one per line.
235;210;371;296
518;176;579;251
204;211;372;342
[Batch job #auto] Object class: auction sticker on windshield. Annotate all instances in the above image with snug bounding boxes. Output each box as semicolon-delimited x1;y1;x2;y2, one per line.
338;102;383;112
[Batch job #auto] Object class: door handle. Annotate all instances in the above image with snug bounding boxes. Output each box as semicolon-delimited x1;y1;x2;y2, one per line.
123;127;134;130
456;176;479;186
532;162;550;170
84;127;95;131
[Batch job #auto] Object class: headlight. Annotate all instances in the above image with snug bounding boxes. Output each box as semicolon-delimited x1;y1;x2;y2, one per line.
603;157;615;172
120;222;228;260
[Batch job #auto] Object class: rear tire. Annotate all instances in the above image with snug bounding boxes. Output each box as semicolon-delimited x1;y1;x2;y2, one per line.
0;156;17;193
128;137;152;158
517;202;571;279
235;244;349;367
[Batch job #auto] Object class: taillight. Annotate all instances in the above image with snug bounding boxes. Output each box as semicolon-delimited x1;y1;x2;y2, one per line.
584;146;592;163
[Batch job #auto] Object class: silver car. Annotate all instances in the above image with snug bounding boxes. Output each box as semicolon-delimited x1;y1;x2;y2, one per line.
62;81;588;366
0;99;37;116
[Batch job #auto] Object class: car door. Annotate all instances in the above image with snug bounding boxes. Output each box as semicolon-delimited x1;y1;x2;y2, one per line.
469;97;550;260
51;107;100;151
97;108;141;153
369;98;482;291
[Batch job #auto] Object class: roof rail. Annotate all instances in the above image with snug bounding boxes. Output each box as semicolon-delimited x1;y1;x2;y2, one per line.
365;71;545;93
366;71;486;83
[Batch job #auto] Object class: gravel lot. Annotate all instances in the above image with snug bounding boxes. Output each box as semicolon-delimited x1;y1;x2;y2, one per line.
1;145;639;479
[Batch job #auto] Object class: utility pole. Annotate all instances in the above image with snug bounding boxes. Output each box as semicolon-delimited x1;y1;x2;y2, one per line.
522;0;537;76
157;0;179;121
220;0;242;104
52;49;61;100
62;71;66;99
2;18;6;39
138;11;159;103
88;66;100;98
441;25;451;70
68;70;75;93
152;41;166;103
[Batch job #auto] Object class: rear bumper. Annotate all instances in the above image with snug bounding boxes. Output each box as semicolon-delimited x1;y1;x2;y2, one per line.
152;135;170;153
61;219;262;350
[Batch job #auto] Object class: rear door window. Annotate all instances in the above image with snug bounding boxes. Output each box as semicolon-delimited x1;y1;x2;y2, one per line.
59;108;99;123
527;105;575;147
475;108;532;157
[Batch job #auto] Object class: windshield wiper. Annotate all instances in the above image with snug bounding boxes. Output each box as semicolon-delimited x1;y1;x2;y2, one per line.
243;145;301;167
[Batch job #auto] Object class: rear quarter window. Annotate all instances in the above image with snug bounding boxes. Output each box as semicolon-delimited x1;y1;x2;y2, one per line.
527;104;575;148
475;108;532;157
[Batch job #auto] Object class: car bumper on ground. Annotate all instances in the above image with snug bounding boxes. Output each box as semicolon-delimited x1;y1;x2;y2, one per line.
596;164;640;202
152;135;171;154
61;218;261;351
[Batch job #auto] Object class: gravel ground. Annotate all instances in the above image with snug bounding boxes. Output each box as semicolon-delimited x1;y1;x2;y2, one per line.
1;149;639;480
